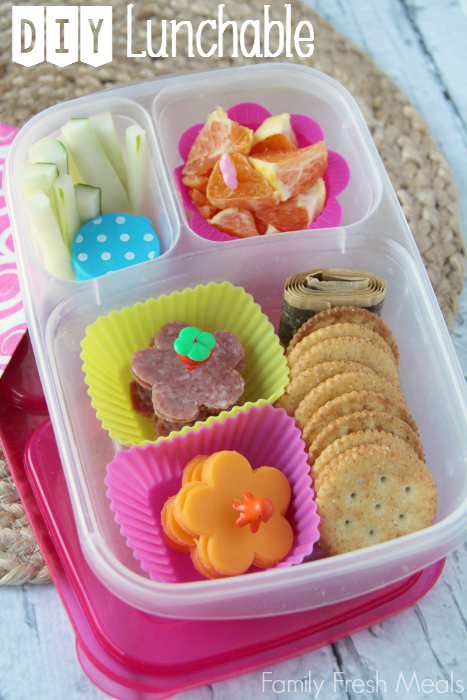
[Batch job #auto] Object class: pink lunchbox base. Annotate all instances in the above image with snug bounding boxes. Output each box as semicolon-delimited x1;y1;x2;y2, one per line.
0;334;445;700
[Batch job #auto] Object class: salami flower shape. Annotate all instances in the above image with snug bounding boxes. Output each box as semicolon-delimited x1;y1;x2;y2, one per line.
131;322;244;423
178;451;293;577
174;326;216;370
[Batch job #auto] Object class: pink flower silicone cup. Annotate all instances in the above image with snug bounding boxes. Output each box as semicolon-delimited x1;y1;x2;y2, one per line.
105;404;320;583
174;102;350;242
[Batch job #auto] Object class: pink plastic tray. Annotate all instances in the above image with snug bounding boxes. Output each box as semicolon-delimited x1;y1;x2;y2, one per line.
174;102;350;242
0;333;445;700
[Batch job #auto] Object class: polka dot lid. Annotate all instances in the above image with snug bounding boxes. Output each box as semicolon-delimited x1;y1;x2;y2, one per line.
71;214;161;281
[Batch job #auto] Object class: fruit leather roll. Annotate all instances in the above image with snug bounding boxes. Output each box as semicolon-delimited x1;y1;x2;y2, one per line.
278;269;386;347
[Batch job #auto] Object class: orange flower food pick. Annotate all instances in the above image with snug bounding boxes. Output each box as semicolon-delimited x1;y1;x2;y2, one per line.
161;451;293;578
233;492;275;533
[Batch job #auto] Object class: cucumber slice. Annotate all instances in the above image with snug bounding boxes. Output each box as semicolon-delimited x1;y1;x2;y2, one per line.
28;137;68;176
61;118;130;215
20;162;58;198
126;125;146;215
58;132;83;184
25;190;75;280
20;162;60;222
89;112;128;192
54;174;80;249
75;184;102;226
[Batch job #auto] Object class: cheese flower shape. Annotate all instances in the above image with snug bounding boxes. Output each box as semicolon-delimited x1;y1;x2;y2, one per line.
175;451;293;577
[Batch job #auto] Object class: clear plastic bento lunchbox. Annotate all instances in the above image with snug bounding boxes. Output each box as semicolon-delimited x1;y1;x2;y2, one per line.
5;62;467;620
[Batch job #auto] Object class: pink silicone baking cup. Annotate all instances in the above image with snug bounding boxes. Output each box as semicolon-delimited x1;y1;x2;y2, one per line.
105;404;320;583
173;102;350;242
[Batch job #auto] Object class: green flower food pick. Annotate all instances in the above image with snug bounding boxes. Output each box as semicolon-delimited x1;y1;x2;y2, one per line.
174;326;216;369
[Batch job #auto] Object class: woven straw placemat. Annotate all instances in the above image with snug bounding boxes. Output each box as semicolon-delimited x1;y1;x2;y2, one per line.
0;0;464;585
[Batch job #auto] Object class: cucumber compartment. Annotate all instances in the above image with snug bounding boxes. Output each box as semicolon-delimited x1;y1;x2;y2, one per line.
7;96;179;293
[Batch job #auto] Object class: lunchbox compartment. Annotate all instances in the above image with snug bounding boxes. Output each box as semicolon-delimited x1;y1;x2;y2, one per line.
152;64;382;232
43;228;467;619
6;96;179;289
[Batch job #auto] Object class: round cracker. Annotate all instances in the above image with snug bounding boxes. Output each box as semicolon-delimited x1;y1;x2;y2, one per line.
289;337;400;388
308;411;425;465
277;361;378;417
294;372;406;431
288;322;397;368
315;443;437;555
288;306;399;364
312;429;422;484
302;391;418;449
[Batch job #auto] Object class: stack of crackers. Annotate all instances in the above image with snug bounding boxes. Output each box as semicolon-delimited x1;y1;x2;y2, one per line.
278;306;437;556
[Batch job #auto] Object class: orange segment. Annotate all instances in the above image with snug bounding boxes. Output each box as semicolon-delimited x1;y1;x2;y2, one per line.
254;217;280;235
182;174;209;193
256;178;326;232
209;208;260;238
250;114;298;155
249;141;328;201
250;134;297;155
190;189;218;219
183;108;253;176
206;152;279;212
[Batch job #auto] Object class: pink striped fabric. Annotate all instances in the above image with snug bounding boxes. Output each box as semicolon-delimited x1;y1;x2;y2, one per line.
0;124;26;376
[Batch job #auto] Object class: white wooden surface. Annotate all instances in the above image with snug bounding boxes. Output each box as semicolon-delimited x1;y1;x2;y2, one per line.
2;2;467;699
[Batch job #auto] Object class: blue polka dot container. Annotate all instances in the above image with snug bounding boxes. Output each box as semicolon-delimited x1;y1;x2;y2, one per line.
71;214;162;281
